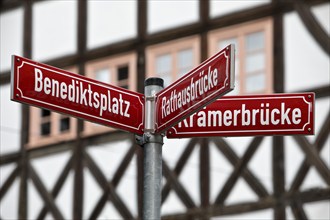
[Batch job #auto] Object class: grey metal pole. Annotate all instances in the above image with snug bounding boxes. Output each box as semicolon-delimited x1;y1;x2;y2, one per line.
142;77;164;220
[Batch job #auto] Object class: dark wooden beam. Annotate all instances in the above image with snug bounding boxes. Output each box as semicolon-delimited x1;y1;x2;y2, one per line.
162;187;330;219
273;136;286;220
214;137;264;204
162;160;196;209
212;138;269;198
72;132;84;220
289;112;330;191
136;0;147;94
84;150;134;219
272;0;286;217
296;85;330;100
294;0;330;55
200;139;210;210
36;157;73;220
161;138;198;204
290;201;308;220
88;144;136;220
293;135;330;185
72;1;87;218
0;152;21;165
0;166;20;200
29;163;64;220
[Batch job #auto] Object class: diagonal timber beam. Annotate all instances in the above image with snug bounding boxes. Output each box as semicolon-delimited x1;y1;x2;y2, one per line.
214;137;264;204
29;163;64;220
212;137;269;198
83;149;134;220
293;135;330;185
162;160;196;209
162;138;198;203
36;157;73;220
87;145;136;220
290;112;330;191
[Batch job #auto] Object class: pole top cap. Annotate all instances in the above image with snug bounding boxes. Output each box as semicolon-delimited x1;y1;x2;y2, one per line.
145;77;164;87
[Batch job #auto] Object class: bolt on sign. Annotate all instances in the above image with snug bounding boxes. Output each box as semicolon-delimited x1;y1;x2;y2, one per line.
155;44;235;133
11;55;144;135
166;93;315;138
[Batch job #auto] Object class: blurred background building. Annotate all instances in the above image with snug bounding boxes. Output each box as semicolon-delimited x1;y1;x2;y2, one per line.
0;0;329;219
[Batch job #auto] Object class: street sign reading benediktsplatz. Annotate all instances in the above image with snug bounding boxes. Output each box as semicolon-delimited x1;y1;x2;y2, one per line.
155;44;235;133
11;55;144;135
166;93;315;138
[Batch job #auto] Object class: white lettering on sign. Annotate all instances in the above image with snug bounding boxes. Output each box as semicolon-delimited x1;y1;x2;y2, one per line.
161;66;218;119
34;68;131;118
178;103;302;128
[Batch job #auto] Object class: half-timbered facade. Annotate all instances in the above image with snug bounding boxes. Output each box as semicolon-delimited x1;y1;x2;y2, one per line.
1;0;329;219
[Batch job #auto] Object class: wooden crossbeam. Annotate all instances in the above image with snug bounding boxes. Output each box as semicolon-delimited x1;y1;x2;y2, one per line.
0;166;20;200
36;157;73;220
29;163;64;220
161;138;198;203
290;112;330;191
87;144;136;220
162;187;330;220
294;0;330;55
214;137;264;204
83;150;134;220
293;135;330;185
162;160;196;209
212;138;269;198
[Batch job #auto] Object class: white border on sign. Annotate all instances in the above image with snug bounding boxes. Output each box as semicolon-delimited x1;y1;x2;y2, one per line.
14;59;144;132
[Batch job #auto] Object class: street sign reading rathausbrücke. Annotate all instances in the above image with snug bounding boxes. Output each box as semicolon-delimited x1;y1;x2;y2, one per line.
155;44;235;133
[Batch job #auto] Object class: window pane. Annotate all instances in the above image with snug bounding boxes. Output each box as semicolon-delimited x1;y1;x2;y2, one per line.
41;122;51;136
0;8;23;72
41;109;51;117
218;38;238;54
210;0;271;17
177;49;193;76
117;66;129;81
60;118;70;132
88;1;137;48
245;53;265;73
156;54;172;76
246;32;264;52
95;69;110;84
33;1;77;60
245;74;265;93
148;0;199;33
155;53;173;87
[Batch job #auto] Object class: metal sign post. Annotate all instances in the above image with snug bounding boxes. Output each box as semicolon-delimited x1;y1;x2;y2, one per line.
136;78;164;220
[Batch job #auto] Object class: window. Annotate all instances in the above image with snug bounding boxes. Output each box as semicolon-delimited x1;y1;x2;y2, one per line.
84;53;137;135
40;109;51;136
208;18;273;95
28;67;78;149
146;36;200;87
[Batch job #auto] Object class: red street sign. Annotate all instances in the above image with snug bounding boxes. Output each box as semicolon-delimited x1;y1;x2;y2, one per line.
155;44;235;133
11;55;144;135
166;93;315;138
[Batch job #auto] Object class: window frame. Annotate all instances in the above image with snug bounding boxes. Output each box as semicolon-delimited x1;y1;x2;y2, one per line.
27;67;78;148
84;52;137;136
208;18;273;95
146;35;200;85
